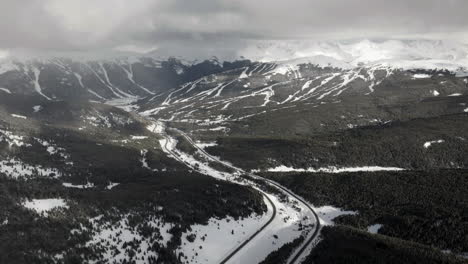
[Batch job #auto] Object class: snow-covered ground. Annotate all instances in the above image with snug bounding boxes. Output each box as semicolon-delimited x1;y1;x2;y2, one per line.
261;165;405;173
0;129;31;148
33;105;42;112
0;158;61;178
81;214;173;264
106;182;120;190
423;139;445;148
62;182;94;189
314;206;357;226
177;197;273;264
35;138;71;160
0;87;11;94
226;192;316;264
412;73;432;79
22;198;68;216
11;114;27;119
367;224;383;234
131;135;148;140
140;149;151;169
195;141;217;149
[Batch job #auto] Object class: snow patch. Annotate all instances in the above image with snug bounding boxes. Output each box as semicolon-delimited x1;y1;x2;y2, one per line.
195;141;217;149
106;182;120;190
84;214;173;263
140;149;151;169
0;129;31;148
176;208;271;263
131;135;148;140
412;73;431;79
0;87;11;94
33;105;43;112
367;224;383;234
147;121;165;134
315;206;357;226
423;139;445;148
62;182;94;189
22;198;68;216
265;165;405;173
35;138;71;160
0;158;61;178
11;114;27;119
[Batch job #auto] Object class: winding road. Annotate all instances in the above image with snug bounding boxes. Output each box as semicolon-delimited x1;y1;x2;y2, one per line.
169;127;322;264
148;120;321;263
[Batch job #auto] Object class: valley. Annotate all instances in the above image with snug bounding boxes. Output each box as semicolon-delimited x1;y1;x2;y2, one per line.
1;39;468;263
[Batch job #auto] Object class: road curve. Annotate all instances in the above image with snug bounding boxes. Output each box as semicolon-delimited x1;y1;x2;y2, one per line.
171;128;321;264
151;123;279;263
219;192;277;264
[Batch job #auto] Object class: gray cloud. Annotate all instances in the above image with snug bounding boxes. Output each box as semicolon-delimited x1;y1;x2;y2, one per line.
1;0;468;55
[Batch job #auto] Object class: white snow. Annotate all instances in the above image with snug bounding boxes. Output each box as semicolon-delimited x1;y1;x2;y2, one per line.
209;126;229;132
0;87;11;94
0;158;61;178
11;114;27;119
177;199;273;264
423;139;445;148
35;138;70;160
367;224;383;234
265;165;405;173
239;39;468;73
464;108;468;113
83;214;173;264
146;121;165;134
195;141;217;149
315;206;358;226
62;182;94;189
302;80;313;90
432;90;440;96
131;135;148;140
0;129;31;148
22;198;68;216
33;105;42;112
449;93;462;97
218;188;318;264
31;67;52;100
412;73;431;79
239;67;249;79
106;182;120;190
140;149;151;169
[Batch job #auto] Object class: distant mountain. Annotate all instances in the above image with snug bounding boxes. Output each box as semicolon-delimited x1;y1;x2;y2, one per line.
238;39;468;74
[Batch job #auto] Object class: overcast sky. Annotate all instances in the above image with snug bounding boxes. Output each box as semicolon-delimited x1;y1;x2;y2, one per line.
1;0;467;56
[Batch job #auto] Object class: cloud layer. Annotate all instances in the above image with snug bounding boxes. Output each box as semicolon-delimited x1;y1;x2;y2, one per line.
1;0;468;55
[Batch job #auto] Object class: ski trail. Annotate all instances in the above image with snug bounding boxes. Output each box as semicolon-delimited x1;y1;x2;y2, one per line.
31;67;51;100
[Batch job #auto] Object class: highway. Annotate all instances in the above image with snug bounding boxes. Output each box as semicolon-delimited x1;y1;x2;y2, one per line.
170;127;321;264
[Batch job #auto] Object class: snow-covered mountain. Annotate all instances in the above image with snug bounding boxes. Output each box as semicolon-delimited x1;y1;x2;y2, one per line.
0;39;467;104
239;39;468;74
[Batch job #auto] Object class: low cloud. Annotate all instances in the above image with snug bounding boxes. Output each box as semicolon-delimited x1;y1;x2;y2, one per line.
0;0;467;56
